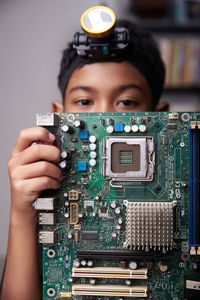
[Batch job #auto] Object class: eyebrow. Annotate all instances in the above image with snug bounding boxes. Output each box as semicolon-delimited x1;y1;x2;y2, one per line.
68;86;93;93
117;84;144;94
69;84;144;94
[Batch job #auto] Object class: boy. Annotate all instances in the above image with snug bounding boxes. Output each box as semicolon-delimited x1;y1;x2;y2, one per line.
0;19;169;300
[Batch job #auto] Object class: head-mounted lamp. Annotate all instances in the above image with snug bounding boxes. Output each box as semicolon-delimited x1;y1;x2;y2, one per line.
73;6;129;59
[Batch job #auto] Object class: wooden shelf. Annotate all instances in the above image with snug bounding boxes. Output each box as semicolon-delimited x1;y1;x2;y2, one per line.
164;86;200;93
137;20;200;33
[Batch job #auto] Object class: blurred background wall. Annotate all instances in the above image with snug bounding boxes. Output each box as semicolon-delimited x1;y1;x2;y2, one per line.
0;0;200;277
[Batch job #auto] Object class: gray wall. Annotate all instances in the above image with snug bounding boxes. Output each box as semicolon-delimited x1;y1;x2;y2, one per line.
0;0;132;276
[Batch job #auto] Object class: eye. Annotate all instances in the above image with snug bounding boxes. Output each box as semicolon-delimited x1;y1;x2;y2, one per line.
75;99;93;106
117;99;138;107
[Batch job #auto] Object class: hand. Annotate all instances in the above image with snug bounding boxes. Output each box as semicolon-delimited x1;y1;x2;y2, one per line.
8;127;62;221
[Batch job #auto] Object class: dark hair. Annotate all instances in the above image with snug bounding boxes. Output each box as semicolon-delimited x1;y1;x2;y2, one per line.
58;19;165;107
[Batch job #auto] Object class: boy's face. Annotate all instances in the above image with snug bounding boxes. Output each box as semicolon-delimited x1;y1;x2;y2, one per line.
52;61;168;113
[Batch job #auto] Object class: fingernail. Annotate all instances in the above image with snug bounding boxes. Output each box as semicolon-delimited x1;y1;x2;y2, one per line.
49;132;56;141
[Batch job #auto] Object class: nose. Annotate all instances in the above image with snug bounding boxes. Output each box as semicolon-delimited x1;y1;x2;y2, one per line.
94;98;115;112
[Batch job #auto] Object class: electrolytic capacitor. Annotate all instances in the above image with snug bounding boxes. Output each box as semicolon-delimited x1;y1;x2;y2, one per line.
78;212;84;219
125;280;131;286
114;207;121;215
73;259;80;268
59;160;71;170
129;261;137;270
89;151;97;159
115;224;121;230
74;119;85;129
124;125;131;133
89;143;97;151
110;201;117;209
81;260;87;266
89;159;96;167
111;232;118;238
118;218;123;225
67;231;73;239
87;260;94;267
89;279;96;285
61;150;71;160
61;124;74;134
89;135;97;143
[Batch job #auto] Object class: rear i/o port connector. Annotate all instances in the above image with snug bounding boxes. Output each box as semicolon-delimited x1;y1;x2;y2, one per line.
72;267;147;279
72;284;147;297
38;230;55;244
38;213;55;225
33;197;56;211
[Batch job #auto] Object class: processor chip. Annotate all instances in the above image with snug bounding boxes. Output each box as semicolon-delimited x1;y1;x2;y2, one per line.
103;137;155;181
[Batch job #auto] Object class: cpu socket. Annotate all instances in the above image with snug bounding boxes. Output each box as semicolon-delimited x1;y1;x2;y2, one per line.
103;137;155;181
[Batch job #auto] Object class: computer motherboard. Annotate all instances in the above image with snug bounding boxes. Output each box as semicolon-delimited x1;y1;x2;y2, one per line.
34;112;200;300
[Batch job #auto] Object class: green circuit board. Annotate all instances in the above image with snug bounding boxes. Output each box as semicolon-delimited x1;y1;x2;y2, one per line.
35;112;200;300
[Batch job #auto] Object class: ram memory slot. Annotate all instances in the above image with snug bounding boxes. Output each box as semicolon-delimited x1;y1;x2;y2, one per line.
189;126;193;249
196;126;200;247
192;126;197;249
189;122;200;255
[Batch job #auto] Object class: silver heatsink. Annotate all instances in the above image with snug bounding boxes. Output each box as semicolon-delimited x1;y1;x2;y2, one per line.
124;201;177;252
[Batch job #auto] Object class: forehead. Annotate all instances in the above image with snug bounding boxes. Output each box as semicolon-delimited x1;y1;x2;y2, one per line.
66;61;151;94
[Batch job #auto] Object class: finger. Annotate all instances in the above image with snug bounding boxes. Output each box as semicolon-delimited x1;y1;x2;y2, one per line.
18;161;63;181
12;127;56;156
17;144;61;165
24;176;61;194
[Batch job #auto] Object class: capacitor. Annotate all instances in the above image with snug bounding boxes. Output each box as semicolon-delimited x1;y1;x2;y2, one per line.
73;259;81;268
61;150;71;160
74;119;85;129
129;261;137;270
132;125;139;132
78;212;84;218
68;277;73;283
124;125;131;133
61;124;74;134
63;192;68;198
106;125;114;133
89;279;96;285
59;161;67;169
89;151;97;159
89;135;97;143
59;160;71;171
64;201;69;207
125;280;131;286
111;232;117;238
64;212;69;218
118;218;123;225
89;143;97;151
139;124;146;133
114;207;121;215
67;231;73;239
110;201;117;209
115;224;121;230
120;260;127;269
87;260;94;267
81;260;87;266
89;159;96;167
